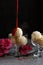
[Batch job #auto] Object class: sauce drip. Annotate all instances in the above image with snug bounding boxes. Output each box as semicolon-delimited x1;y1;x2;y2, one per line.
16;0;18;28
12;0;18;36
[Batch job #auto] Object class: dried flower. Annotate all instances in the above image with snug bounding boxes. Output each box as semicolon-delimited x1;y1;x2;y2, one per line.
0;39;13;56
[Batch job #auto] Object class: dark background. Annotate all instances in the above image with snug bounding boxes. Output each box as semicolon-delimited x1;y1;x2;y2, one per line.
0;0;42;38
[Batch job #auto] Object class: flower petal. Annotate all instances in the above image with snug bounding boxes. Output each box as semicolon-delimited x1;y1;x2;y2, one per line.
0;49;4;56
4;49;9;54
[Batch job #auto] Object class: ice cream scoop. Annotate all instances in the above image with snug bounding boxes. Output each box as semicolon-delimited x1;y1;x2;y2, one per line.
36;35;43;46
12;27;23;38
16;36;27;46
31;31;42;42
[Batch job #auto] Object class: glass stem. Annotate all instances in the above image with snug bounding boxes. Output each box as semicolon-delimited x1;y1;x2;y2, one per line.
37;44;42;57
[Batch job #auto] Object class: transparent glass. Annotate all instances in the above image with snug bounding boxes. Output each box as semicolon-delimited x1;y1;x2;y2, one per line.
31;40;43;57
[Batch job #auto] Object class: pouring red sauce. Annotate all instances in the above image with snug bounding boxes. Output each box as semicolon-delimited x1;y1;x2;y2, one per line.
12;0;18;36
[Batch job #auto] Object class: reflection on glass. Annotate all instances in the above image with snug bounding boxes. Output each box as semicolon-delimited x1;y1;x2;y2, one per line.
31;40;43;57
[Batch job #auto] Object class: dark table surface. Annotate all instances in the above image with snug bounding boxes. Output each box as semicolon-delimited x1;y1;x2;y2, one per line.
0;52;43;65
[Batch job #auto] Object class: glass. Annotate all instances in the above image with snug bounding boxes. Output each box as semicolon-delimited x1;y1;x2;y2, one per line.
31;40;43;57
